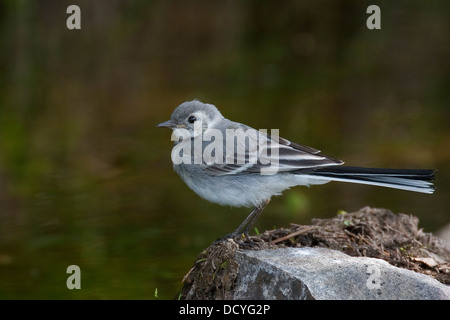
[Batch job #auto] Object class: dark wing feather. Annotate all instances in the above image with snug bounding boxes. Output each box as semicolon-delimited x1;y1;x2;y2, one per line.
203;126;343;176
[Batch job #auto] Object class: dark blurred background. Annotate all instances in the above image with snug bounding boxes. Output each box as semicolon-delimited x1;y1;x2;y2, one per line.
0;0;449;299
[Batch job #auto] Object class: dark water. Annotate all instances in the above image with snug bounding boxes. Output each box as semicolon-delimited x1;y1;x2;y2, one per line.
0;1;449;299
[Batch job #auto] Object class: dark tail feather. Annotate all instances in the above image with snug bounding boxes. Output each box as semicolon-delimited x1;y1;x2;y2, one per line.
310;166;436;194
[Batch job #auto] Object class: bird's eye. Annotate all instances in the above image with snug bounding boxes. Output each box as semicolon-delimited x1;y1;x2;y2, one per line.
188;115;197;124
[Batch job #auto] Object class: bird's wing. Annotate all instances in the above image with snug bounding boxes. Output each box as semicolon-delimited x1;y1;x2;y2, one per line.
203;125;343;176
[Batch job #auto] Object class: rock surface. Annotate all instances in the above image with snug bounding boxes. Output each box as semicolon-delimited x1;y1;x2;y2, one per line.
179;207;450;300
233;247;450;300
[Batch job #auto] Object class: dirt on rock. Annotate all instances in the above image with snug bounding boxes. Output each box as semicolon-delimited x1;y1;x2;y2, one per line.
179;207;450;300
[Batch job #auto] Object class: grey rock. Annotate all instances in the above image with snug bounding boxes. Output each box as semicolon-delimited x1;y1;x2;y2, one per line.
233;247;450;300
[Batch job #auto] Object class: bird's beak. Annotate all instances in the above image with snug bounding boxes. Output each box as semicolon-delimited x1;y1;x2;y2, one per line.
157;120;176;128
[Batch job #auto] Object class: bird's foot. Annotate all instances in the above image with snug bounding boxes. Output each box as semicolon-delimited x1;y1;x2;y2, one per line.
215;231;256;248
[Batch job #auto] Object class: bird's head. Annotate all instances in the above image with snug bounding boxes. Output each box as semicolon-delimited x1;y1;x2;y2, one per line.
157;100;223;133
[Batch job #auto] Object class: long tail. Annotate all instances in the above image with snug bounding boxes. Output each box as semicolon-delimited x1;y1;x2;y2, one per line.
308;166;436;194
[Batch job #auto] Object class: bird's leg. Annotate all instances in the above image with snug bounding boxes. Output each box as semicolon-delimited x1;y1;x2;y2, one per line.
222;199;270;244
244;199;270;236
